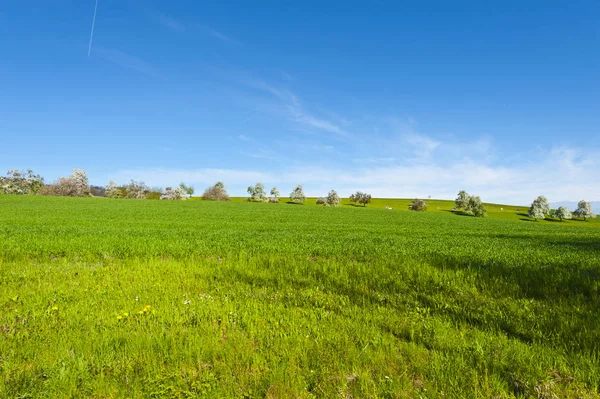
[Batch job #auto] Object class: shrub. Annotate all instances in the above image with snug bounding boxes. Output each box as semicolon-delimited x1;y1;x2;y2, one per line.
316;197;327;205
202;182;230;201
409;199;427;211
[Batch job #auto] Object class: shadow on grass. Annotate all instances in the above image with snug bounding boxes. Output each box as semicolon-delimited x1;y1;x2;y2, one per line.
442;210;475;217
285;201;303;205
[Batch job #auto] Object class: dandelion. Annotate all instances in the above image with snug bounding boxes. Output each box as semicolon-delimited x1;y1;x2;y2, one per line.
138;311;143;315
51;306;58;311
117;316;122;320
123;312;129;317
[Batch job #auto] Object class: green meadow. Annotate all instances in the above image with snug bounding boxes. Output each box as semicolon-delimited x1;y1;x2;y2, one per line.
1;195;599;398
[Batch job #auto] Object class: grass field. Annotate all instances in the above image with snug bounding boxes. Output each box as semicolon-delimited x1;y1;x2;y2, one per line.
1;195;599;398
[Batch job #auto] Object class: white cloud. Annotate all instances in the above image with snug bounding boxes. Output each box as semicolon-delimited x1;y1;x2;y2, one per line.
111;143;600;205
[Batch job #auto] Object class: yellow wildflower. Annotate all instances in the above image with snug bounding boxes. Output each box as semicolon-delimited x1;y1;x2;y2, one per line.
51;306;58;311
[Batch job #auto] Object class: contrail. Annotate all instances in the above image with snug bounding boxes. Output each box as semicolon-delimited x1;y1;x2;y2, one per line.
87;0;99;57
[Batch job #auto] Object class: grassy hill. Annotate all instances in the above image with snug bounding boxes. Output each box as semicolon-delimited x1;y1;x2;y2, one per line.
195;196;599;226
1;195;599;397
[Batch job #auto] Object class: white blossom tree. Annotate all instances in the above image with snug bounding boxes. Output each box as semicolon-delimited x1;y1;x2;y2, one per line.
326;190;341;207
70;169;89;196
160;186;187;200
528;196;550;220
179;183;195;198
289;185;306;204
269;187;280;203
105;181;123;198
467;196;486;217
0;169;44;194
573;200;596;221
455;190;470;210
247;183;266;202
555;206;572;221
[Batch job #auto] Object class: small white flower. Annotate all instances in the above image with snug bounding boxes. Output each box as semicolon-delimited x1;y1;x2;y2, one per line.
184;300;191;305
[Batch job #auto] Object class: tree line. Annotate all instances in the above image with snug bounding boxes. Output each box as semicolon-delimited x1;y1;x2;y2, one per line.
0;169;596;221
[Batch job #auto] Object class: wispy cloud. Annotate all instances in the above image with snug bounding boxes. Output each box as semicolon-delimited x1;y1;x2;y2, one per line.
243;80;350;137
200;25;240;44
94;47;164;79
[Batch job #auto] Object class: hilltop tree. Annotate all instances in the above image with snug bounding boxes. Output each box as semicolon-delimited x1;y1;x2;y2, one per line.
289;185;306;204
467;196;486;217
247;183;266;202
573;200;596;221
528;196;550;221
179;183;195;198
454;190;486;217
327;190;341;207
555;206;572;221
269;187;280;203
455;190;470;210
202;182;230;201
409;199;427;212
349;191;372;207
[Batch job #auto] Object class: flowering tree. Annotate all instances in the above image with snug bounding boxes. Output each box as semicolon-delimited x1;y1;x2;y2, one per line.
160;186;187;200
555;206;572;221
409;199;427;211
202;182;230;201
467;196;486;217
247;183;266;202
125;180;148;199
349;191;372;207
0;169;44;194
455;190;470;210
70;169;89;196
269;187;280;203
289;185;306;204
179;183;195;198
528;196;550;220
326;190;341;207
574;200;596;221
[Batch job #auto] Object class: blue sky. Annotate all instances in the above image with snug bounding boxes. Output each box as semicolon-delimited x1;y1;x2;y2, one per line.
1;0;599;204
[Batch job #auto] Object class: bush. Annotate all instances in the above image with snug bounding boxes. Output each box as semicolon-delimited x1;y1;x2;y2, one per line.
316;197;327;205
409;199;427;211
202;182;230;201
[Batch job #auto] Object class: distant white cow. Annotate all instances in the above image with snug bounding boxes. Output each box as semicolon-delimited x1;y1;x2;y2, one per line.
385;206;392;210
500;208;503;211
